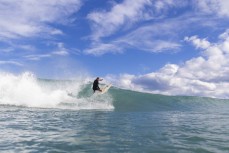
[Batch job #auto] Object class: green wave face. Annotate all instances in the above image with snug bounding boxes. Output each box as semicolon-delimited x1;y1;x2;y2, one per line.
75;83;229;112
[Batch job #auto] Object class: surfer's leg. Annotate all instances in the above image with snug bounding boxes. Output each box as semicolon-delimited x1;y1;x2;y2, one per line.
98;87;102;92
97;87;102;92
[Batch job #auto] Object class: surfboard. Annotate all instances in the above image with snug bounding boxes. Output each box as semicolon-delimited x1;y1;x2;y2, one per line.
99;84;112;94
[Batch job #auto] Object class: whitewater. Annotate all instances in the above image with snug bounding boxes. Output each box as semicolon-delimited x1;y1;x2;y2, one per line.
0;72;113;110
0;72;229;152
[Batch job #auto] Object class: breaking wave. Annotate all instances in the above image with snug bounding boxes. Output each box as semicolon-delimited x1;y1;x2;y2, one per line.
0;72;113;110
0;72;228;112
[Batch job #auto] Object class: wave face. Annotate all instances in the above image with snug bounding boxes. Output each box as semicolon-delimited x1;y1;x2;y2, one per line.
111;88;229;112
0;72;228;111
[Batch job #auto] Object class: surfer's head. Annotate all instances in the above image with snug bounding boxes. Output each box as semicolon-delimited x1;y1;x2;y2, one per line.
96;77;99;80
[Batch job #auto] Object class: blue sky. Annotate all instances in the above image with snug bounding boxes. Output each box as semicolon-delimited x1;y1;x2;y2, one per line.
1;0;229;98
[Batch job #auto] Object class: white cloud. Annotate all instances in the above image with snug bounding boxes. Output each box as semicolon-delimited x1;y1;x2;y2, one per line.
25;42;70;60
84;42;123;56
106;31;229;99
87;0;153;40
105;74;136;89
184;36;210;49
115;23;182;53
196;0;229;17
87;0;190;41
0;0;82;39
219;29;229;40
87;1;226;56
0;43;36;53
86;0;229;56
0;60;23;66
52;43;69;56
84;38;180;56
84;17;186;55
52;51;69;56
25;54;52;61
50;29;64;35
1;47;14;53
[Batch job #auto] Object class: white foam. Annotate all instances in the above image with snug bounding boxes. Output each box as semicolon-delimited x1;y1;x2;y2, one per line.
0;72;114;110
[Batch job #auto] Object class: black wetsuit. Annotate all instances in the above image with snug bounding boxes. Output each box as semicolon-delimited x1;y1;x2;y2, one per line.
93;79;100;92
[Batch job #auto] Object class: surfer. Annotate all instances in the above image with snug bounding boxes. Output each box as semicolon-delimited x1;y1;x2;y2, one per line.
93;77;103;93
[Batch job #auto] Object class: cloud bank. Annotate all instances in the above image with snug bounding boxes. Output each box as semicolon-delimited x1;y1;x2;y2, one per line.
106;31;229;99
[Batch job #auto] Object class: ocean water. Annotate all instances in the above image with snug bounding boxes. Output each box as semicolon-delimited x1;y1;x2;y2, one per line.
0;73;229;153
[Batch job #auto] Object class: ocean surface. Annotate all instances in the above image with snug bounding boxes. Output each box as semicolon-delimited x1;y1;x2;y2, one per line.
0;73;229;153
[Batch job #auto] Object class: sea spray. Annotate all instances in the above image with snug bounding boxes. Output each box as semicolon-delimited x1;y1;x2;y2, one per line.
0;72;114;110
0;72;66;107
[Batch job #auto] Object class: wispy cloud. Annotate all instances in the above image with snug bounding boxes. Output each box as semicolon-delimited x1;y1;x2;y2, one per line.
84;42;123;56
87;0;189;41
87;0;153;40
196;0;229;17
25;42;70;61
0;60;23;66
85;0;226;56
52;43;69;56
1;47;14;53
85;12;207;55
24;54;52;61
0;0;82;40
114;20;183;53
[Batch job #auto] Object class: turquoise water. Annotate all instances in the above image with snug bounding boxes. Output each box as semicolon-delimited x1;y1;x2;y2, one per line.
0;76;229;152
1;103;229;153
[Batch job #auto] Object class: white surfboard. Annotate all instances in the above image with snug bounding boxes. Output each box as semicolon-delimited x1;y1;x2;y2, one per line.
99;84;112;94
